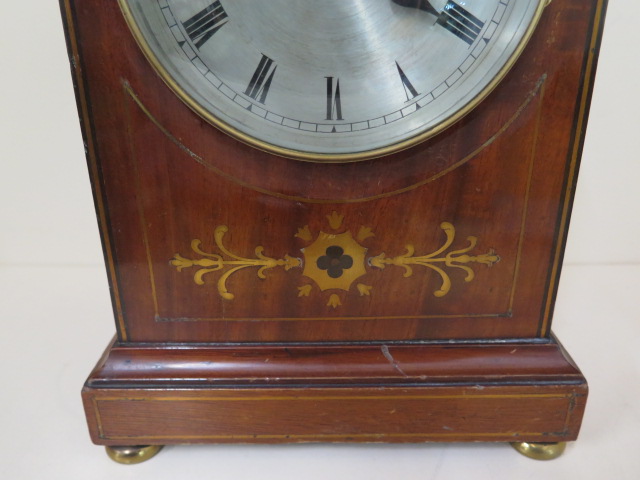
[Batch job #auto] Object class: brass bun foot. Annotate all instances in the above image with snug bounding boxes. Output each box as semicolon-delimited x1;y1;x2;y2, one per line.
511;441;567;460
105;445;163;464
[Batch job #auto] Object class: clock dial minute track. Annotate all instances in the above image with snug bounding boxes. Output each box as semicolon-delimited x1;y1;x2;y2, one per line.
121;0;543;160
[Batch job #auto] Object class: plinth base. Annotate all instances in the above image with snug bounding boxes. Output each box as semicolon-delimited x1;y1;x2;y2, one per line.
82;336;586;446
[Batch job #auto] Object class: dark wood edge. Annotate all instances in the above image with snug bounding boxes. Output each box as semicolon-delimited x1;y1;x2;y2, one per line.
58;0;129;341
538;0;609;336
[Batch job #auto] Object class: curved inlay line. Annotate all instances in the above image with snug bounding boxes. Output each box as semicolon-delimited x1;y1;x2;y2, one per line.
123;74;546;204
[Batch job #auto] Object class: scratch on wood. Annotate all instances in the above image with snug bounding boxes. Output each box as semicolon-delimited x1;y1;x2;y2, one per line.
381;345;408;377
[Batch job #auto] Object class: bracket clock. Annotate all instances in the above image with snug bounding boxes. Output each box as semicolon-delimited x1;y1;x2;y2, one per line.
60;0;607;464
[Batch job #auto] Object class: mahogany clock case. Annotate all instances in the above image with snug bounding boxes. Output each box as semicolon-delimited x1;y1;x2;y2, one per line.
60;0;606;447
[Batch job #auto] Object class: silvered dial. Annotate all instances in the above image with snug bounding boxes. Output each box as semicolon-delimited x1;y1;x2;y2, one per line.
120;0;545;161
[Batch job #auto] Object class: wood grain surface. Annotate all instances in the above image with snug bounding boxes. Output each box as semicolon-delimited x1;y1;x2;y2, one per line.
82;336;587;445
61;0;605;447
61;0;605;343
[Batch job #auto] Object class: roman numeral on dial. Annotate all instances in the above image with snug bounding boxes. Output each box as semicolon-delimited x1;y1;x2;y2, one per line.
325;77;343;121
437;1;485;45
244;55;277;104
182;1;228;49
396;62;420;101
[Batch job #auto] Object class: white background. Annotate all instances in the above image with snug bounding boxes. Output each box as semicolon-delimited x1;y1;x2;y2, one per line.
1;1;638;479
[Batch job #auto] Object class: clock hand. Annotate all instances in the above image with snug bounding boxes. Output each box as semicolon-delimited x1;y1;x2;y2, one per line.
392;0;439;17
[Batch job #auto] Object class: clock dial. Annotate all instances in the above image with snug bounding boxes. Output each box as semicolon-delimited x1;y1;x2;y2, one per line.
120;0;545;161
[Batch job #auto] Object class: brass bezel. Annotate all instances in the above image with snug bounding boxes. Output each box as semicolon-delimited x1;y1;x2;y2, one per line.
118;0;547;163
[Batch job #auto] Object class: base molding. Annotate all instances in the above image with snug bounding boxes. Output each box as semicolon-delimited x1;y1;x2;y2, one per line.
82;337;587;445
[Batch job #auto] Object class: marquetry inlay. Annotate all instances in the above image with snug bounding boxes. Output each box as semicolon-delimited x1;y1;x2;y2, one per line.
171;214;498;308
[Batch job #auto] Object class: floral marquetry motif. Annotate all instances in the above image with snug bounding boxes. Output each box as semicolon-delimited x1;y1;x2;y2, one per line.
171;217;498;308
301;231;367;292
370;222;500;298
170;225;301;300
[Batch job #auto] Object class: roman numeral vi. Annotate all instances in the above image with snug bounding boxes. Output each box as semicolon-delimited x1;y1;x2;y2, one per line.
325;77;343;121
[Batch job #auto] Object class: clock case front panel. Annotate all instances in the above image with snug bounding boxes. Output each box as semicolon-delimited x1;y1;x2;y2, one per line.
61;0;605;448
65;0;600;344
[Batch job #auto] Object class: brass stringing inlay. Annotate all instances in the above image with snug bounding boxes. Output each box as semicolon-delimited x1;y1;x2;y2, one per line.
171;214;499;308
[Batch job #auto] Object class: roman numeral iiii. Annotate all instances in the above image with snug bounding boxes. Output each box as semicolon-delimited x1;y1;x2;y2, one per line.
437;1;485;45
